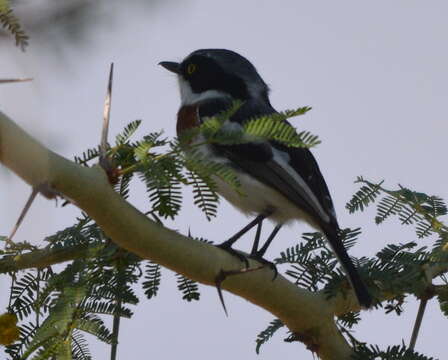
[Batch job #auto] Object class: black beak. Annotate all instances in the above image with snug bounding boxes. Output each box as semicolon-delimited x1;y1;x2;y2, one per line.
159;61;180;74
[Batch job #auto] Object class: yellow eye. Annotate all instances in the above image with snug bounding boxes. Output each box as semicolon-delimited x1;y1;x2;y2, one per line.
187;63;197;75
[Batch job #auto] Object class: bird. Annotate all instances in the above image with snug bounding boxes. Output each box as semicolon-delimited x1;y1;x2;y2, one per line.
159;49;372;310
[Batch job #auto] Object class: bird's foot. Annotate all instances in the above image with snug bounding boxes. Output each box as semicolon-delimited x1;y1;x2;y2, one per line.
216;242;250;269
248;252;278;281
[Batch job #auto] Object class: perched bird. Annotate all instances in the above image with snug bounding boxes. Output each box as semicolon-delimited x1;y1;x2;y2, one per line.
160;49;372;309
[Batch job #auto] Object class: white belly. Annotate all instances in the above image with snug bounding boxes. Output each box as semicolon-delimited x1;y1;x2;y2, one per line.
213;168;319;229
191;143;320;229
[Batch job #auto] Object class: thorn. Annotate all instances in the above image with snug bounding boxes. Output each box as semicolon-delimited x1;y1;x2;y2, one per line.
99;63;119;184
0;78;33;84
100;63;114;159
215;270;229;316
5;183;62;247
6;188;38;246
214;265;265;316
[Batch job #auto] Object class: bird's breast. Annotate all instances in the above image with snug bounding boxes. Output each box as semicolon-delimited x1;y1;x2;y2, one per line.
177;105;199;138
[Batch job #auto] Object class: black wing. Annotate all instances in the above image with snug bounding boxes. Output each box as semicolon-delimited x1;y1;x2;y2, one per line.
199;98;372;308
199;98;337;229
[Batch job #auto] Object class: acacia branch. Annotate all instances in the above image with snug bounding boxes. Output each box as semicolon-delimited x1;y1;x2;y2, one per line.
0;111;354;359
0;244;91;273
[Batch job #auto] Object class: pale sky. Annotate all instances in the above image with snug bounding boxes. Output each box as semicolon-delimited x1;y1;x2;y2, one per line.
1;1;447;359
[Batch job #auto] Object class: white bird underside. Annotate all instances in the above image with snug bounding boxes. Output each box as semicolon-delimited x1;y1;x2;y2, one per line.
196;140;327;229
178;76;331;229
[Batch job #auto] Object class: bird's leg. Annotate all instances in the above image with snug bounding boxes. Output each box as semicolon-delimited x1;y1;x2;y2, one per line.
215;220;283;315
256;224;283;258
216;214;267;266
250;221;263;255
215;214;269;315
249;224;283;280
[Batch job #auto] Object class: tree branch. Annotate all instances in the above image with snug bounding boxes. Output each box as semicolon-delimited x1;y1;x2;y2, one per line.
0;244;92;273
0;111;354;359
409;298;427;350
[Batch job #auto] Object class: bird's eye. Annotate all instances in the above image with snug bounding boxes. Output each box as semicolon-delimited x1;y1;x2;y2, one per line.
187;63;197;75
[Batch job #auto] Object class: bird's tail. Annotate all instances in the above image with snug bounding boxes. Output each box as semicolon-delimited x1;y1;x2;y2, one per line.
324;228;372;309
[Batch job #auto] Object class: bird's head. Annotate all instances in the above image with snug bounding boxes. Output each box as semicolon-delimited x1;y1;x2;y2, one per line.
159;49;270;105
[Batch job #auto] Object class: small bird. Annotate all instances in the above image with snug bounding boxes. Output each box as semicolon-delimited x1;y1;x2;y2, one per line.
160;49;372;309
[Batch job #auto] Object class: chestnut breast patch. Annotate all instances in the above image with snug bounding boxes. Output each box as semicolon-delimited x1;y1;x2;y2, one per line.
177;105;200;137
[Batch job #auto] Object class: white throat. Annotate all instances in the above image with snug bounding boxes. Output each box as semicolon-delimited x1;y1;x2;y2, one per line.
178;77;229;105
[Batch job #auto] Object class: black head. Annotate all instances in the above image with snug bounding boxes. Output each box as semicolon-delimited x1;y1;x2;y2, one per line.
160;49;270;103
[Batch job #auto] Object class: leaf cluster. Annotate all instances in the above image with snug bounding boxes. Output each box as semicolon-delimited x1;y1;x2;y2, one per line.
3;164;211;358
0;1;29;50
4;109;447;360
274;228;361;293
256;179;448;356
197;103;318;148
352;344;436;360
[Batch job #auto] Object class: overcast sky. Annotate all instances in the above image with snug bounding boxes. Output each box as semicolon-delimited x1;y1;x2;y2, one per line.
1;1;448;359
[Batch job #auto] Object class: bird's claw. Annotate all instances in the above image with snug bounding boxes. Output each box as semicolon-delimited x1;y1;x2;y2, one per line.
249;253;278;281
216;243;250;269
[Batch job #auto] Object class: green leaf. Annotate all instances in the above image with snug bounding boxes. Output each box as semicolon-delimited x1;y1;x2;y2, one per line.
184;149;241;194
352;344;436;360
346;177;384;213
255;318;284;354
142;261;162;299
375;195;402;224
71;330;91;360
75;316;112;344
243;116;320;148
175;274;200;302
115;120;142;145
186;169;219;220
0;5;29;50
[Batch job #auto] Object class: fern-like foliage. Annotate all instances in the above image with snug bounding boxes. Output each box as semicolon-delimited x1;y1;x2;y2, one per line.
348;178;448;238
175;273;200;302
115;120;142;145
0;2;29;51
4;321;37;360
197;103;318;148
243;113;319;148
139;156;184;219
275;229;362;292
142;261;162;299
4;111;448;360
255;318;284;354
337;311;361;334
71;330;91;360
183;147;241;191
74;146;101;166
346;176;384;213
352;344;436;360
185;168;219;220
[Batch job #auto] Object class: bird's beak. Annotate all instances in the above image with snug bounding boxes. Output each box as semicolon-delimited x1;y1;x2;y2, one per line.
159;61;181;74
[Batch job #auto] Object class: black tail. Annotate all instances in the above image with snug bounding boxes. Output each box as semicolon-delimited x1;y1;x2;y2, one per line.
324;229;372;309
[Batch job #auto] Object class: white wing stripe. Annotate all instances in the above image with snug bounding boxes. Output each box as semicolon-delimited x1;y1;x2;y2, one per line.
271;148;330;223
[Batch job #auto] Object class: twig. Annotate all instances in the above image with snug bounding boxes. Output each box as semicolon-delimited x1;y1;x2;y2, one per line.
409;298;428;350
110;298;122;360
35;268;41;327
7;273;16;311
0;244;96;273
111;261;123;360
